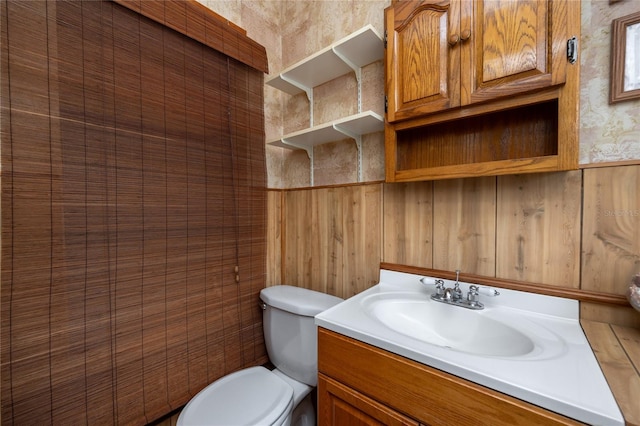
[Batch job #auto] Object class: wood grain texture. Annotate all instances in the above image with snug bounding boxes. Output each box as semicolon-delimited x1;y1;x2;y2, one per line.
382;181;433;268
581;321;640;426
277;166;639;326
267;190;283;286
282;184;382;299
581;165;640;326
466;0;558;104
319;328;582;426
395;101;558;170
433;177;496;275
385;0;579;181
496;171;581;287
318;374;420;426
581;166;640;293
385;0;460;122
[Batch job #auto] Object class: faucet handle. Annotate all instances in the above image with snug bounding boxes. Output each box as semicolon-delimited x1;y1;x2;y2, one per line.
467;285;480;304
477;287;500;297
420;277;446;296
420;277;445;287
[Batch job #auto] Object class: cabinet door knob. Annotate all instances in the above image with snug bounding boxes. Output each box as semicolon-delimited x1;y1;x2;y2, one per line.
448;34;460;46
460;29;471;41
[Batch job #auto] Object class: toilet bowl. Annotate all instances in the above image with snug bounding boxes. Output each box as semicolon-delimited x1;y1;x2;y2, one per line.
177;366;294;426
177;285;343;426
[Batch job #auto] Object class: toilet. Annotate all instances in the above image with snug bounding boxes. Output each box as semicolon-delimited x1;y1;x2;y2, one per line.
177;285;343;426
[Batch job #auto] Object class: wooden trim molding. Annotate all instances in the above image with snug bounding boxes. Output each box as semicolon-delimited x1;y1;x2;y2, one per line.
580;159;640;169
380;262;630;307
112;0;269;73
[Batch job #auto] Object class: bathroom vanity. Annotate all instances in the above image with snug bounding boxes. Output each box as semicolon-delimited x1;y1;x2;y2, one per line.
315;270;624;425
318;328;580;425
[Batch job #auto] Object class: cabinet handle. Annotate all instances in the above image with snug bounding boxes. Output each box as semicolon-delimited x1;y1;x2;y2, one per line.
448;34;460;46
460;29;471;41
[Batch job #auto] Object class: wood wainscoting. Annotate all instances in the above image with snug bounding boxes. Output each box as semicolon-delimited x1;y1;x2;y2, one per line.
268;164;640;327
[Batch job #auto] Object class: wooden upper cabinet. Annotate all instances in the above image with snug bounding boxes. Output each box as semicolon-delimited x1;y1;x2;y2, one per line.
386;0;568;122
386;0;460;121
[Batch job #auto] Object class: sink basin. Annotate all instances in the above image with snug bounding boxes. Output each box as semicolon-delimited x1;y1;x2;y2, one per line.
361;293;535;357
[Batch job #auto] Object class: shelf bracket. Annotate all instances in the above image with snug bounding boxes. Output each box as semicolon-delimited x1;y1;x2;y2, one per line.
280;73;313;101
280;138;313;158
280;137;314;186
334;124;363;182
333;48;363;112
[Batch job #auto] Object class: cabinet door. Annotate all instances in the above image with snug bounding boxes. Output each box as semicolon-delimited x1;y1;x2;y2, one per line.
462;0;568;104
318;374;420;426
386;0;460;122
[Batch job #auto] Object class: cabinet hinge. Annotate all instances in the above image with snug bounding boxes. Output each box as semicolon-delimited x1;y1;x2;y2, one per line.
384;30;387;49
567;36;578;64
384;95;388;113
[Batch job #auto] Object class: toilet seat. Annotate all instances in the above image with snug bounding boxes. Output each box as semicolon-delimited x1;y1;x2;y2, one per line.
177;366;294;426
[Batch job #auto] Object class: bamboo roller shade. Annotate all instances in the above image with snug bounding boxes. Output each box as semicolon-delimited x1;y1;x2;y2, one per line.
1;0;268;424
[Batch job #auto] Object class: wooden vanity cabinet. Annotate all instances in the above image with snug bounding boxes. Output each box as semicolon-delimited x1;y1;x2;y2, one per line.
384;0;580;181
317;328;584;426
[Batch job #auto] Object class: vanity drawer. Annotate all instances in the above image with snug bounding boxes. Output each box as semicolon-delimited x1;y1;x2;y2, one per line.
318;327;583;426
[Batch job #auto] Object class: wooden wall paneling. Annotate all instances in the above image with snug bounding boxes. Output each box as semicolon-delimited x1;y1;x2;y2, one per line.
309;187;344;296
382;182;433;268
341;184;382;298
580;303;640;328
581;165;640;326
496;171;581;287
267;190;283;286
582;322;640;425
581;166;640;292
281;185;382;299
284;189;314;289
432;177;496;276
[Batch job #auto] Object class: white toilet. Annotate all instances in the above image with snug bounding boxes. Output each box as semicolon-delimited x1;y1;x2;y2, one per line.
177;285;343;426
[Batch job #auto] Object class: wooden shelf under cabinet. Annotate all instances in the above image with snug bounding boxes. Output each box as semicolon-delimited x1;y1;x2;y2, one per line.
390;100;561;180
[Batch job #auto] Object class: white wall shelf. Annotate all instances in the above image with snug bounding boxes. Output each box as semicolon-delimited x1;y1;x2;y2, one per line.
265;25;383;98
266;25;384;185
268;111;384;155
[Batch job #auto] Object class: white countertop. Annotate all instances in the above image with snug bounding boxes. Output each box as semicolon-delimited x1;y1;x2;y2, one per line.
315;269;624;426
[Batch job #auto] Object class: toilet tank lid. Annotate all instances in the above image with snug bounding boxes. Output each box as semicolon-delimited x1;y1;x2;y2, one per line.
260;285;343;317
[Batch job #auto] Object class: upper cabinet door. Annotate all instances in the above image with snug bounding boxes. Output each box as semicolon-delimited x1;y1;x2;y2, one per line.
385;0;569;123
385;0;460;123
462;0;567;105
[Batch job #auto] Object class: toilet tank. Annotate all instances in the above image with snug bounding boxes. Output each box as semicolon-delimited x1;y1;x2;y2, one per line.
260;285;343;387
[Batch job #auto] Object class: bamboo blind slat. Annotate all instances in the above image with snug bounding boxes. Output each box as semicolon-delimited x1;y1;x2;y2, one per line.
113;0;269;74
2;0;268;424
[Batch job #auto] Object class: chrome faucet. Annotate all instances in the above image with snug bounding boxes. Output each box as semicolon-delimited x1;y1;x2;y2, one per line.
420;270;499;310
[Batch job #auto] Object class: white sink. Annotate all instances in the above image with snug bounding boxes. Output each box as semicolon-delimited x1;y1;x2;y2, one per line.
361;293;535;357
315;270;624;426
